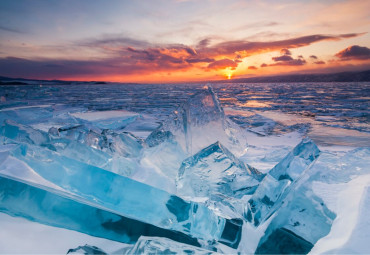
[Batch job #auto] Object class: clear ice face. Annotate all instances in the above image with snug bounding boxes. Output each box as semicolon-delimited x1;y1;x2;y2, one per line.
140;139;186;187
244;138;320;226
146;87;248;157
177;141;262;200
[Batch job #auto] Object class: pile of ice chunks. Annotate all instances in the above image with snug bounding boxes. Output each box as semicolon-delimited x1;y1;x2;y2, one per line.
0;87;339;254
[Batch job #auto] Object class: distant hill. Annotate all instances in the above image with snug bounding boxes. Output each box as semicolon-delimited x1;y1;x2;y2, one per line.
1;70;370;84
219;70;370;83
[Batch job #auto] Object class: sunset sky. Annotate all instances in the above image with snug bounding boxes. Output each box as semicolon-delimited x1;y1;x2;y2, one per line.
0;0;370;82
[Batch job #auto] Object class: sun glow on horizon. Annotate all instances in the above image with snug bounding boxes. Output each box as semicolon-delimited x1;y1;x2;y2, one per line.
224;68;234;80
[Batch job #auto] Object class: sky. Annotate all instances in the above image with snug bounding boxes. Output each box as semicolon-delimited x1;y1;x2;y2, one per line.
0;0;370;82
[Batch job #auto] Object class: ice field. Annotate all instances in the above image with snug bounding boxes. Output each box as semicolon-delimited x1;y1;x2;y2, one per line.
0;81;369;254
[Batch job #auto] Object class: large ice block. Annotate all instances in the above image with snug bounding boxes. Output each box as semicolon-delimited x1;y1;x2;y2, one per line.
255;189;335;254
0;143;242;246
126;236;219;255
145;87;247;157
244;138;320;226
177;141;262;200
0;176;200;247
254;153;336;255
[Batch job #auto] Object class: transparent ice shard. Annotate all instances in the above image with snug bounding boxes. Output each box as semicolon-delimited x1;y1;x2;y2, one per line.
126;236;219;255
0;143;242;246
244;138;320;226
146;87;247;157
177;141;262;200
268;138;320;182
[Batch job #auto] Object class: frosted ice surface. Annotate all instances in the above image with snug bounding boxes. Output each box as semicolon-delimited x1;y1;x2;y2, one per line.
245;138;320;226
177;141;262;200
146;87;247;157
0;105;54;125
0;143;242;245
126;236;219;255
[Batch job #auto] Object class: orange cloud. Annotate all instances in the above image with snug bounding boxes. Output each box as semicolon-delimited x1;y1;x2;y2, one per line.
0;33;366;82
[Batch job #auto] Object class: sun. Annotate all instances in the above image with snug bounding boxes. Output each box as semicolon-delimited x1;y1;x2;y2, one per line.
225;71;232;79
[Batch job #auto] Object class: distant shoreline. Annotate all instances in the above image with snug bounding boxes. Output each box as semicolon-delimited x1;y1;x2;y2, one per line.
1;69;369;85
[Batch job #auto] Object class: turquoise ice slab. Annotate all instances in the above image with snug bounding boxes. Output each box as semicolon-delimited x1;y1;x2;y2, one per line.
0;176;200;247
0;143;242;246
